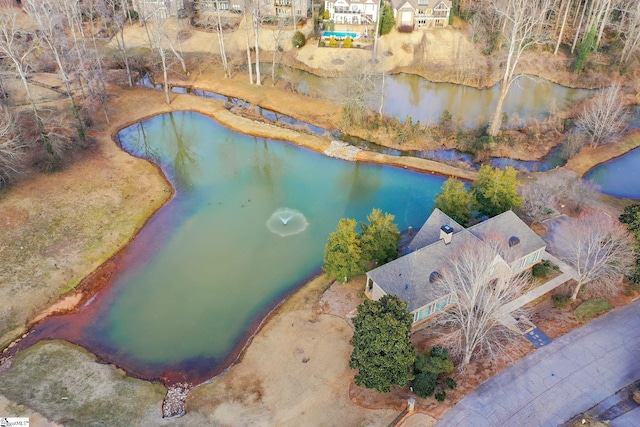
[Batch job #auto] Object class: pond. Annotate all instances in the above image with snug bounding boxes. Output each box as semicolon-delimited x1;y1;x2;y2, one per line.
584;146;640;199
29;111;447;384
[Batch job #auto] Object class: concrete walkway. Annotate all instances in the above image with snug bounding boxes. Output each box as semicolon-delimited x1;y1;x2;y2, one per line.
437;299;640;427
497;252;578;317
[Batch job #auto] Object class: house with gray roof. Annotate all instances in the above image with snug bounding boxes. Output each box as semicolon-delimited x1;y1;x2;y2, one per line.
391;0;452;29
135;0;184;19
365;208;546;325
325;0;379;25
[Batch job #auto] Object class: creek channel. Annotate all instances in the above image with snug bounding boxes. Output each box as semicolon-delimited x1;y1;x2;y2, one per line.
139;70;592;173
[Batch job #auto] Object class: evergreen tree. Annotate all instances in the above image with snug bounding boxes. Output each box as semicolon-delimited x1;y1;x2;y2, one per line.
619;204;640;239
323;218;365;283
350;295;415;392
360;208;401;265
619;204;640;284
434;178;475;225
575;24;597;73
379;4;395;35
471;166;522;218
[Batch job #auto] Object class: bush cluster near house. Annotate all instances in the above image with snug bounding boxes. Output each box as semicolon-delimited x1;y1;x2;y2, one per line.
532;260;559;279
350;295;415;392
435;165;522;225
412;345;456;400
323;208;400;283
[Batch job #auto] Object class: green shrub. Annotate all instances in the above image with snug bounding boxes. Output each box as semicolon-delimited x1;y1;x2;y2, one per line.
430;345;449;360
344;36;352;48
532;260;560;279
414;353;429;375
329;36;337;48
319;41;326;47
552;293;571;308
292;31;306;48
574;298;613;322
435;389;447;402
129;10;139;20
415;346;454;375
532;263;547;278
413;372;438;398
445;377;457;390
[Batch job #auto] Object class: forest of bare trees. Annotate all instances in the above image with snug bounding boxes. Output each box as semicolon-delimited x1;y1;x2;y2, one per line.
455;0;640;136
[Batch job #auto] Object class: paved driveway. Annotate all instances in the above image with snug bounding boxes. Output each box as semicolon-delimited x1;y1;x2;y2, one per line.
437;299;640;427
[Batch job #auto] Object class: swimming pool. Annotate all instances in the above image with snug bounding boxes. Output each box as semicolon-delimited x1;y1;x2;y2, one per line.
323;31;358;39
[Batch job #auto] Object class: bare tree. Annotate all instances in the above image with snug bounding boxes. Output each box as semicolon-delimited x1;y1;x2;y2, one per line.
252;2;262;86
150;13;189;75
576;82;628;147
432;241;533;365
334;58;382;128
196;1;231;78
270;18;288;85
98;0;135;87
23;0;86;142
518;176;560;222
242;0;254;84
0;10;51;154
548;212;635;300
0;105;29;186
147;11;172;104
518;171;599;221
554;0;573;54
488;0;553;137
619;1;640;64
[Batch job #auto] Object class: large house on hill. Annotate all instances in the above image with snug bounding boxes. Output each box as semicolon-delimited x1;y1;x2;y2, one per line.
391;0;452;29
324;0;379;25
365;209;546;325
135;0;185;19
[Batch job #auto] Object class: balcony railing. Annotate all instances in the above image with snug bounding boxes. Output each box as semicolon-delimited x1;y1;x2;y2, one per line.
334;8;363;14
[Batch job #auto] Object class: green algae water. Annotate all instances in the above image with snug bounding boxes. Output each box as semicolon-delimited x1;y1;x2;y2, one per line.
43;111;447;382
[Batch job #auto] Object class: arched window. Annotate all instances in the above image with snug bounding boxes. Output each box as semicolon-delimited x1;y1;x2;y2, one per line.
429;271;442;283
509;236;520;247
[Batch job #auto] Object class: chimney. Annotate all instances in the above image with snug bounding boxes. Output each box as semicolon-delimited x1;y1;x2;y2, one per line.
440;225;453;244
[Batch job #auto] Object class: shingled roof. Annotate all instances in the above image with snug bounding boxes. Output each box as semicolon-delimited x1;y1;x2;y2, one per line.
390;0;452;11
466;210;547;264
407;208;464;252
367;209;546;312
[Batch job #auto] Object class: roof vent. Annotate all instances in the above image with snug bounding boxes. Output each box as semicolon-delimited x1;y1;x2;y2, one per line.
440;225;454;244
509;236;520;247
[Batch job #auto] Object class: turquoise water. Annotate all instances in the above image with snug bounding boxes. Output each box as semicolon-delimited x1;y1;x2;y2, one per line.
70;111;445;378
322;31;358;38
584;147;640;199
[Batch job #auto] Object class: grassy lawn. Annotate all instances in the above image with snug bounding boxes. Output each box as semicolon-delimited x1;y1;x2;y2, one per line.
574;298;613;322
